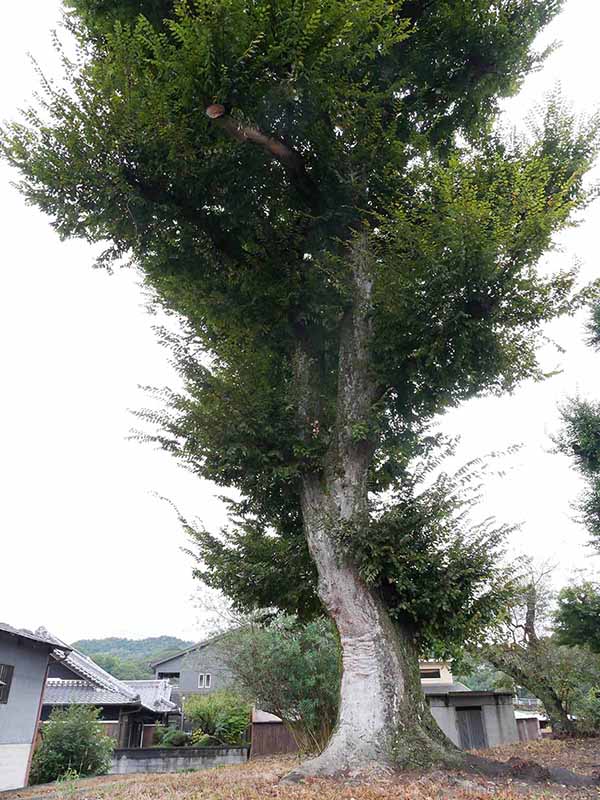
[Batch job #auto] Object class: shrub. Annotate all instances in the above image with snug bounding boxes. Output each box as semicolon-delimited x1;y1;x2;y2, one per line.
189;728;218;747
30;706;114;784
221;618;340;753
184;691;250;746
161;729;191;747
575;688;600;735
153;725;191;747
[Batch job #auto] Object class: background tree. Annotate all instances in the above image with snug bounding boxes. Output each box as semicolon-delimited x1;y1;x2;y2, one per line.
221;616;340;752
2;0;599;776
481;567;600;735
555;300;600;549
555;580;600;653
454;655;517;693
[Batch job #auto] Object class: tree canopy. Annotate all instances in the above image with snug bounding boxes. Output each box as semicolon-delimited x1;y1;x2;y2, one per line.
555;304;600;549
555;580;600;653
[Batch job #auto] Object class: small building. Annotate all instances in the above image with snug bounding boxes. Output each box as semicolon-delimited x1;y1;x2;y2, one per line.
422;662;519;750
43;642;179;748
514;710;542;742
0;623;69;791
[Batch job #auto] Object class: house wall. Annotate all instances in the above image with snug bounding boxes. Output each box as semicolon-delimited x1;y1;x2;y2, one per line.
517;717;541;742
0;634;50;791
419;660;454;684
154;653;186;676
154;642;233;698
179;641;233;695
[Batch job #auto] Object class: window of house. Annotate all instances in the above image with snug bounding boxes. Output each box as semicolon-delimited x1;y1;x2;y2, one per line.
198;673;212;689
419;669;441;680
0;664;15;703
158;671;180;686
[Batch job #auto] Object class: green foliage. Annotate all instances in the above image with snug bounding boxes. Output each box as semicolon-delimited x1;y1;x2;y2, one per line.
30;706;114;785
189;728;218;746
190;446;517;655
574;687;600;735
184;691;251;746
221;617;340;752
72;636;193;679
555;397;600;547
555;581;600;653
72;635;193;659
2;0;599;674
587;300;600;351
454;654;515;692
153;724;193;747
348;456;517;657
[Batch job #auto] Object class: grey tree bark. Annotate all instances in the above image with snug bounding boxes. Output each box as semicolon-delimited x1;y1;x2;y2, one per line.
287;233;459;778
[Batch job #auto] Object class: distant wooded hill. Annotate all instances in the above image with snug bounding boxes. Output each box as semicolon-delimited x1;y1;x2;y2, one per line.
71;636;194;680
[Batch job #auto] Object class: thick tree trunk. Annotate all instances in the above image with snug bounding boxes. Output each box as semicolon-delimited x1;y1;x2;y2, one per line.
287;231;459;778
284;476;460;779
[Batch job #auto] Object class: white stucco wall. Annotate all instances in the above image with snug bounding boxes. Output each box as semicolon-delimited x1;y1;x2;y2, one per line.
0;744;31;791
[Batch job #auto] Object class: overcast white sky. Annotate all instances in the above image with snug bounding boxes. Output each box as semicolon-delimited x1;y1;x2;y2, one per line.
1;0;599;644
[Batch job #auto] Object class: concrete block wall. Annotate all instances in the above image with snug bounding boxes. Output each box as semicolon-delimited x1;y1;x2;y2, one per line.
110;746;249;775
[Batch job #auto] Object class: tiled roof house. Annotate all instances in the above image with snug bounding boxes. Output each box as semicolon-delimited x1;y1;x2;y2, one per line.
43;638;179;749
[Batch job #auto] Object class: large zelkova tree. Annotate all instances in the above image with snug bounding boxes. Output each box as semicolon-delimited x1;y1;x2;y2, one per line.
2;0;599;776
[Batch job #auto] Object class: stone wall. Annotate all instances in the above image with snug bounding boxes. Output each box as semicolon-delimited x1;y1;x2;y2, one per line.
110;746;249;775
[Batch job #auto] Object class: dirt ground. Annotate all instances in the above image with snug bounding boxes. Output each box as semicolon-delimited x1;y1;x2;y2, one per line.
5;738;600;800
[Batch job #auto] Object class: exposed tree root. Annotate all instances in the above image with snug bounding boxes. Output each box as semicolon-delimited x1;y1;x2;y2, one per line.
462;754;600;787
283;752;600;787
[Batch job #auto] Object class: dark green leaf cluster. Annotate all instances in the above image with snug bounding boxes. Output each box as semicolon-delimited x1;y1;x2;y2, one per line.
30;706;114;784
555;396;600;546
586;299;600;351
555;581;600;654
349;463;517;656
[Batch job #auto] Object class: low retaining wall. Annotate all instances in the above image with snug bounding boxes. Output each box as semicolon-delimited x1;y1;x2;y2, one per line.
110;746;249;775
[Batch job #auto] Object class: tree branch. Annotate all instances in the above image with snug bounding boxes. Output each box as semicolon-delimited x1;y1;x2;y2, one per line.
206;104;317;206
121;166;244;262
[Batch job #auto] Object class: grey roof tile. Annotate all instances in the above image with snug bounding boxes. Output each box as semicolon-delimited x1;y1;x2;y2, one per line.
0;623;71;651
44;642;177;713
44;679;137;706
124;680;177;713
